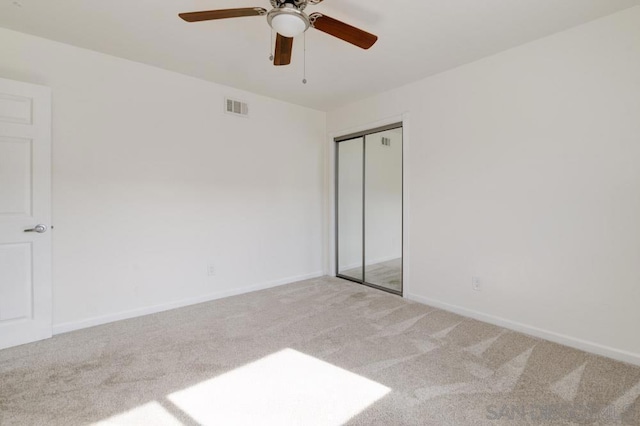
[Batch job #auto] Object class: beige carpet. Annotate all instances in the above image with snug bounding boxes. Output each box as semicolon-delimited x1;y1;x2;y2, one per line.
1;277;639;425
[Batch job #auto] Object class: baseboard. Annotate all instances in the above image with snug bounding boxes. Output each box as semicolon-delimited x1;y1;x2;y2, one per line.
406;293;640;367
53;271;324;335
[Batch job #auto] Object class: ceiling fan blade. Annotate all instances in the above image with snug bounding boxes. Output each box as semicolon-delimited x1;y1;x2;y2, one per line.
274;34;294;66
179;8;267;23
309;13;378;49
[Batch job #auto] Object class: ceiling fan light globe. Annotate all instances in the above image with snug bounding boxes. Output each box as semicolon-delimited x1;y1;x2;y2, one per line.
272;13;307;38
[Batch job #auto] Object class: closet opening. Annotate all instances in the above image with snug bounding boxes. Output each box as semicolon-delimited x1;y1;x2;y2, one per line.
335;123;403;296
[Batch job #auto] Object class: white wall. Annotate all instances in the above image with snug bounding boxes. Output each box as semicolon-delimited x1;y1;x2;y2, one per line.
328;7;640;364
0;27;326;331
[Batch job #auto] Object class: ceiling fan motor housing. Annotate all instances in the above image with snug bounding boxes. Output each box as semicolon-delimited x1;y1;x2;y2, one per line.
271;0;308;10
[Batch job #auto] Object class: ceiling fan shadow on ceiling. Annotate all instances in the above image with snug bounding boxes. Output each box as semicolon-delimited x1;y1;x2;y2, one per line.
179;0;378;67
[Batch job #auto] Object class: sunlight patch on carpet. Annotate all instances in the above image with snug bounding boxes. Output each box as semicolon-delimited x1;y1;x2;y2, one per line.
167;348;390;425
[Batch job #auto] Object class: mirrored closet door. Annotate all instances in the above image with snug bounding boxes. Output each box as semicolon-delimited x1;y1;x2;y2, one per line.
336;124;403;295
337;137;364;282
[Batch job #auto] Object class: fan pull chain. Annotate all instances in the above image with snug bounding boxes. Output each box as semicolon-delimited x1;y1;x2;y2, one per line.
269;29;274;62
302;32;307;84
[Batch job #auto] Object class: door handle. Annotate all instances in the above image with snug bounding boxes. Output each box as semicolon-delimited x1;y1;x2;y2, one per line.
24;224;48;233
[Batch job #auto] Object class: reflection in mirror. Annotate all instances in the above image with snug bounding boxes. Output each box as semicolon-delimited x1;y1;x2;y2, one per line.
364;128;402;293
337;137;363;281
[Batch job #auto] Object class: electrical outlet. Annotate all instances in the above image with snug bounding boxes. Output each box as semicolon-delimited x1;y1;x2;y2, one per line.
472;276;482;291
207;264;216;276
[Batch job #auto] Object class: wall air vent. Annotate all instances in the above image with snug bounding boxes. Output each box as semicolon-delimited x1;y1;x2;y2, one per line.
225;97;249;117
381;137;391;147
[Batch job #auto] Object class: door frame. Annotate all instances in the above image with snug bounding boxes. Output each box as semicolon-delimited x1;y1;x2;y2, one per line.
326;113;410;297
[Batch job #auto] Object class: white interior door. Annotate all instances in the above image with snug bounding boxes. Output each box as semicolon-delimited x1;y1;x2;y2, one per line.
0;77;52;350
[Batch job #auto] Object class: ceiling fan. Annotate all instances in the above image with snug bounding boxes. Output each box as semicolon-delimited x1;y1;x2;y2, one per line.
179;0;378;66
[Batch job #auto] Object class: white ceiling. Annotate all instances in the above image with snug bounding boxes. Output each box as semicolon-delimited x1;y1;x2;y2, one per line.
1;0;638;110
